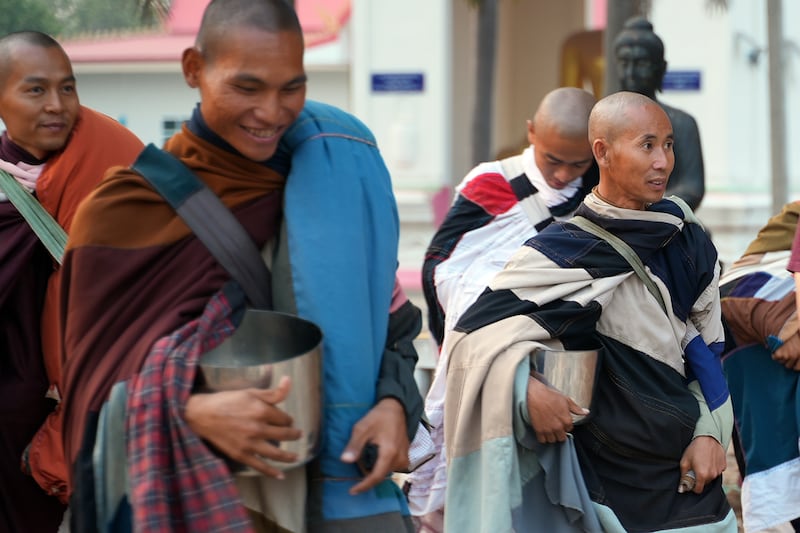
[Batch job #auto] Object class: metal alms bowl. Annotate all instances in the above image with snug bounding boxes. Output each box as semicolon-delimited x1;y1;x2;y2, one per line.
197;309;323;473
531;347;601;424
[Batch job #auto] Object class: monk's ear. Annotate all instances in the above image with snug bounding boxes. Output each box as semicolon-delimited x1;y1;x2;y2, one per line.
182;47;203;88
592;138;609;165
526;119;536;146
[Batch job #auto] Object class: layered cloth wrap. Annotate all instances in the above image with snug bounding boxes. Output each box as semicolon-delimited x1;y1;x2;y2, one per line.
60;101;420;533
719;201;800;531
0;106;142;530
443;194;736;533
422;146;599;347
408;149;598;518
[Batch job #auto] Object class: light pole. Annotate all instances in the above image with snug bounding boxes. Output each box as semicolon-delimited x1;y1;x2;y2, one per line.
767;0;788;215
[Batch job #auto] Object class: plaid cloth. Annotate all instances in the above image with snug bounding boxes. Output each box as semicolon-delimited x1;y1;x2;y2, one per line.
126;288;253;533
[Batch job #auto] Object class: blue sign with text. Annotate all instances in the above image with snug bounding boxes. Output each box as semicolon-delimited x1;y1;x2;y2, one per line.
371;73;425;93
662;70;701;91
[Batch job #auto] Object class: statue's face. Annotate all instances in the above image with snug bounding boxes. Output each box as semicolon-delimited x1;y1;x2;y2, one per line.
615;43;663;96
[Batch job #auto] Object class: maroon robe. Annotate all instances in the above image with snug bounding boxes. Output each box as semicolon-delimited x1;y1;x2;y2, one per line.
0;141;65;533
0;107;143;532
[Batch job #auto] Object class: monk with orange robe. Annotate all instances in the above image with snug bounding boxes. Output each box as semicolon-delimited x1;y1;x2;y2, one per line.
0;30;143;532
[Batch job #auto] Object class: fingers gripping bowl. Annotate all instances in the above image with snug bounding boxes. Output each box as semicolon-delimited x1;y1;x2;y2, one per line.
530;347;601;424
196;309;324;474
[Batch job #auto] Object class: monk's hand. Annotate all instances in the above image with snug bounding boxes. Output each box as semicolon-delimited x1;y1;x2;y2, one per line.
526;374;587;444
678;435;726;494
772;328;800;371
184;375;301;479
340;397;409;495
772;339;800;370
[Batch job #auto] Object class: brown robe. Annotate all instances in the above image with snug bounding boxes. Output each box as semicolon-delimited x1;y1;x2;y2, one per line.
59;126;285;482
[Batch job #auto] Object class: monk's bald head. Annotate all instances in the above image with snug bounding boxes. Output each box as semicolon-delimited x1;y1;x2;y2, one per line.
588;91;664;144
196;0;302;62
0;31;66;87
589;91;674;209
532;87;595;140
527;87;595;191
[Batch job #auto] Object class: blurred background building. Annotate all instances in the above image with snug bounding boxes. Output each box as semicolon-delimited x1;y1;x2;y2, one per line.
49;0;796;397
49;0;800;274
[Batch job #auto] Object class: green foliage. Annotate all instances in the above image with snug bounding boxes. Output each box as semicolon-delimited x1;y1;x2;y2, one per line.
0;0;62;36
56;0;172;37
0;0;174;39
135;0;171;27
56;0;142;36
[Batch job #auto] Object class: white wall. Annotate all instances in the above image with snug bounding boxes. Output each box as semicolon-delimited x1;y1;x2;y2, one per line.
650;0;800;197
650;0;800;263
73;70;193;146
650;1;733;193
72;68;350;149
351;0;452;191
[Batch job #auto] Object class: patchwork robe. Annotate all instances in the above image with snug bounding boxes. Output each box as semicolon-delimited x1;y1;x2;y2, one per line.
408;148;598;516
719;202;800;531
444;194;736;533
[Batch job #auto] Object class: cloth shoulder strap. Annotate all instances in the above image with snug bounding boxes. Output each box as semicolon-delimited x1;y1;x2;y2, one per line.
132;144;272;309
0;169;67;263
498;154;525;184
570;215;668;315
666;194;704;229
498;154;552;228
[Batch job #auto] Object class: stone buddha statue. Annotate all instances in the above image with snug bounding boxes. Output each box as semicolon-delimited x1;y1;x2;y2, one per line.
613;17;705;210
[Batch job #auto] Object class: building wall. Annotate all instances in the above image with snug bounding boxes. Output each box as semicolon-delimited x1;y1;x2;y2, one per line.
650;0;800;263
73;71;192;146
71;68;350;148
67;1;591;191
351;0;452;190
494;0;587;157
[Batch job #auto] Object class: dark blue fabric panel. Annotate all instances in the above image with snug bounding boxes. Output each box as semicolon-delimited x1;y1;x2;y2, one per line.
725;271;773;299
684;336;729;410
454;288;539;334
573;336;731;531
508;174;537;200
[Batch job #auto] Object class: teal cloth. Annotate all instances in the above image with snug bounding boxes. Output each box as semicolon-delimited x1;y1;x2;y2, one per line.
445;360;602;533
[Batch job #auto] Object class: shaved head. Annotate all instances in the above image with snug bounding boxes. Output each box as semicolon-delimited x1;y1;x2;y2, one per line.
196;0;302;61
183;0;306;162
590;91;674;210
0;31;65;87
0;30;79;159
527;87;596;190
533;87;595;140
588;90;663;143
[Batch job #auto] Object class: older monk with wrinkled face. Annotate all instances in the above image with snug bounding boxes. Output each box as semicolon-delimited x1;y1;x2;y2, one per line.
589;90;675;210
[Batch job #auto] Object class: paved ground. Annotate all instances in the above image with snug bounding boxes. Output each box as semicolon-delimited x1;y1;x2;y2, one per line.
723;443;744;532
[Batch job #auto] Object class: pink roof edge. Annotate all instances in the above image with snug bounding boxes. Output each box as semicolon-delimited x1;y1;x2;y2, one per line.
62;0;351;64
